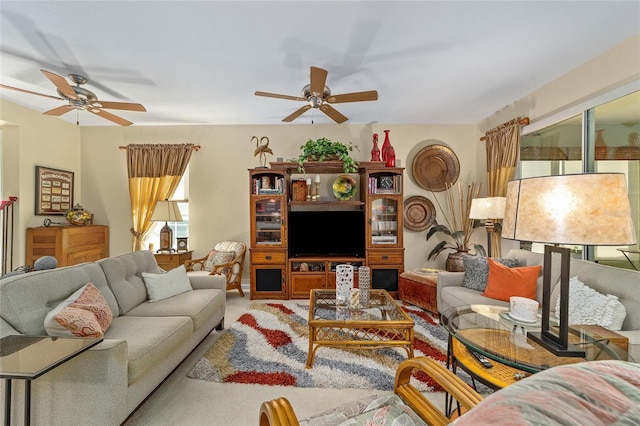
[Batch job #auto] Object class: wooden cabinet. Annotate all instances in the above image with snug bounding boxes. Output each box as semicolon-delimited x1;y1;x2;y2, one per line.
249;169;288;299
26;225;109;267
154;251;193;270
249;161;404;299
289;259;364;299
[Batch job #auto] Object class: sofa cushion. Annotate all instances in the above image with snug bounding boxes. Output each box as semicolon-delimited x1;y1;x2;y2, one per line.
125;289;224;331
462;255;519;291
204;250;235;273
47;306;104;338
481;259;541;302
44;282;113;337
555;276;626;331
142;265;192;302
104;315;192;385
0;262;119;335
99;250;163;314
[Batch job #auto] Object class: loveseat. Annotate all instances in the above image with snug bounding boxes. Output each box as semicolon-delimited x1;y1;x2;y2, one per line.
0;250;226;426
437;248;640;360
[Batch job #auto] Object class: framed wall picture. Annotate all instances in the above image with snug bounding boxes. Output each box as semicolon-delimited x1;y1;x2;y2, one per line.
35;166;74;215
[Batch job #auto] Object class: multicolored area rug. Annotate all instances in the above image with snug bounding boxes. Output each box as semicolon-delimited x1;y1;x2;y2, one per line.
188;302;465;392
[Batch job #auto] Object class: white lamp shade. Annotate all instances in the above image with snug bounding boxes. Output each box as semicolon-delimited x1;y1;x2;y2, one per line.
150;200;183;222
469;197;506;220
502;173;636;245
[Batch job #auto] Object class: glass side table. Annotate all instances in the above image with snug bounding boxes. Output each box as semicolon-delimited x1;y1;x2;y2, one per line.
0;335;102;426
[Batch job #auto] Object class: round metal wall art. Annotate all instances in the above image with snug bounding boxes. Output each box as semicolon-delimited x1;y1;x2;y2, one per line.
411;144;460;191
403;195;436;232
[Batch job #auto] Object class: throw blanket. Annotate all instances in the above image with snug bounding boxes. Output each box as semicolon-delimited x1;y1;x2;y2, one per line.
454;360;640;425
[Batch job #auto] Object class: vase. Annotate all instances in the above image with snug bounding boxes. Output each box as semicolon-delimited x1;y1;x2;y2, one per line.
595;129;608;160
358;266;370;306
381;130;395;167
370;133;381;161
446;250;468;272
336;264;354;305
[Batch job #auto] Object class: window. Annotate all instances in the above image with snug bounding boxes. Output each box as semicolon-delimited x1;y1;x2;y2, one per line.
520;91;639;269
147;168;189;250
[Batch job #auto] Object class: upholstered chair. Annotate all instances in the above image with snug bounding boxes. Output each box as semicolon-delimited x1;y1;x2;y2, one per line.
184;241;246;296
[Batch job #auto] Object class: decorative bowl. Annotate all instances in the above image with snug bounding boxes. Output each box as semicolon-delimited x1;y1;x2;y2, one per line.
332;175;357;201
65;204;93;226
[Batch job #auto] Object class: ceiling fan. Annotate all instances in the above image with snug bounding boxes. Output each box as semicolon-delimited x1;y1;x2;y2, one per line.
255;66;378;124
0;69;146;126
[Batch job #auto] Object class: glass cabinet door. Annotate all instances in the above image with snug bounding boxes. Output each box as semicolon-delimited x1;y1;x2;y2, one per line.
370;198;399;245
254;198;283;246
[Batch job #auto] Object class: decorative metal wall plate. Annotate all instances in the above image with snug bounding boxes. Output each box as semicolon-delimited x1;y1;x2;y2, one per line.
403;195;436;232
411;144;460;191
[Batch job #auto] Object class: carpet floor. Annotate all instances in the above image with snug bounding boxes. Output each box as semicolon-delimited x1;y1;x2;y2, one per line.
188;301;473;392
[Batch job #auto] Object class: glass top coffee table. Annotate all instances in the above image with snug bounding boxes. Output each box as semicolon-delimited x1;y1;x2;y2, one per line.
306;289;414;368
442;305;632;379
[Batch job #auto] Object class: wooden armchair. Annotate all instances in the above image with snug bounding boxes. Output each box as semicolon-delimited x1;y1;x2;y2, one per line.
259;357;483;426
184;241;246;296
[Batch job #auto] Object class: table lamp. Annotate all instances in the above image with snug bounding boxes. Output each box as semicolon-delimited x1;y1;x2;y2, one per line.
469;197;506;258
502;173;636;357
150;200;183;252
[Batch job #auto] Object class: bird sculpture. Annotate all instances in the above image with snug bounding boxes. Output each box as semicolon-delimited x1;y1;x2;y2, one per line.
251;136;273;168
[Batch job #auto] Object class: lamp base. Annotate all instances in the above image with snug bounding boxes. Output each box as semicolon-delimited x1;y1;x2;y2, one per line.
527;331;585;358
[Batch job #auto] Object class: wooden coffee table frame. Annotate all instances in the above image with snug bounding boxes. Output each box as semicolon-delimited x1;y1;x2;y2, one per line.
306;289;415;368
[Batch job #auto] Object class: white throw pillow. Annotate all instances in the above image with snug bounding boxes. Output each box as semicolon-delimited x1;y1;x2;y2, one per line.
554;276;626;331
142;265;192;302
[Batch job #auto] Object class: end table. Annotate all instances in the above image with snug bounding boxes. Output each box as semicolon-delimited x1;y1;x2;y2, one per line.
153;250;193;270
0;335;102;425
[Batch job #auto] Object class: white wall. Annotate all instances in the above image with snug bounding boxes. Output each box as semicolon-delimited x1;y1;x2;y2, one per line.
3;33;639;278
80;123;480;278
0;99;81;270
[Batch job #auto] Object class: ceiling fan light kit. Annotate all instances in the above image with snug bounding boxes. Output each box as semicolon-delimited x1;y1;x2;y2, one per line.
255;66;378;124
0;69;146;126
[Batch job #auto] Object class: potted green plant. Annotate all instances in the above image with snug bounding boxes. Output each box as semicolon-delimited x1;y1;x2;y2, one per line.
296;137;359;173
426;182;486;271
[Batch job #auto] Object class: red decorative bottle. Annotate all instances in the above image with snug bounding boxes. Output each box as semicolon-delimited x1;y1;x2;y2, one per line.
370;133;381;161
381;130;395;167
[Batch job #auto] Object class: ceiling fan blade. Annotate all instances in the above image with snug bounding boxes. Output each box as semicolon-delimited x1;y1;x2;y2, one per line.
89;108;133;126
327;90;378;104
310;66;328;96
0;84;64;101
320;104;348;124
94;101;146;112
43;105;74;116
282;105;311;122
41;69;77;100
255;91;306;102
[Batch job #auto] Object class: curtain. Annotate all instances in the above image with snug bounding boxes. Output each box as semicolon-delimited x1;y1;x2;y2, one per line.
484;118;523;257
126;144;196;251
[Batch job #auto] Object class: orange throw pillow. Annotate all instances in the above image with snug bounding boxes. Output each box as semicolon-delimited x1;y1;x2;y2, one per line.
481;258;541;302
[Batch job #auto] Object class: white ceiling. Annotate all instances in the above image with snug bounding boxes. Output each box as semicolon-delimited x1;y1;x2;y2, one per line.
0;1;638;127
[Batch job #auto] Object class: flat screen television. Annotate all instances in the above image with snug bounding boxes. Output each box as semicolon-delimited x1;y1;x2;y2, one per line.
288;210;365;257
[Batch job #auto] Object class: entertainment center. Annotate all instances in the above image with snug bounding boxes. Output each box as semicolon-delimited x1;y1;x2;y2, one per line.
249;161;404;299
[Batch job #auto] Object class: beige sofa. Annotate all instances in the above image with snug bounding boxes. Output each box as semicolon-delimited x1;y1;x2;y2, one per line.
437;248;640;361
0;250;226;426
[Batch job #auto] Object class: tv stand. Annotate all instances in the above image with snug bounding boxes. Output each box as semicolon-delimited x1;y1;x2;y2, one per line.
249;161;405;300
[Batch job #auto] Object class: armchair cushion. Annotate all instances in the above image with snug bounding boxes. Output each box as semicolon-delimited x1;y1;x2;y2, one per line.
298;394;426;426
204;250;235;272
